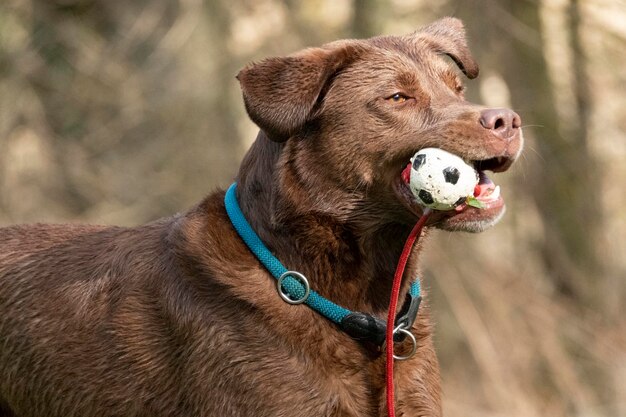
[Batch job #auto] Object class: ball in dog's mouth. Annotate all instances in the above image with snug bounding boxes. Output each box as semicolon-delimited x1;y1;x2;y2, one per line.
394;149;507;231
403;148;479;211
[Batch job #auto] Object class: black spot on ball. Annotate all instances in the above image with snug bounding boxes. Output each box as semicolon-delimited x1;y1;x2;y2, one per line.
418;189;434;205
443;167;460;184
413;154;426;169
455;196;466;206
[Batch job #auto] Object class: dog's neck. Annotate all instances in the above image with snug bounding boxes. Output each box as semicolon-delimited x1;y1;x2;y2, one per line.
234;132;426;315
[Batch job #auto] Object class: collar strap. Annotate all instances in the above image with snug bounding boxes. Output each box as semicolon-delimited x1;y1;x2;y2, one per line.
224;183;421;347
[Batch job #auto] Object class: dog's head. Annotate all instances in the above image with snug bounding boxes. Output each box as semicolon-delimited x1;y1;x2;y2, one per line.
237;17;523;233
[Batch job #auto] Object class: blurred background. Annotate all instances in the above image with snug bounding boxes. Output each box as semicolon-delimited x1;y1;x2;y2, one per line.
0;0;624;415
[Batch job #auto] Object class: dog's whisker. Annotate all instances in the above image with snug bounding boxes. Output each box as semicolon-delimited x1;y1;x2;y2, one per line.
524;144;545;163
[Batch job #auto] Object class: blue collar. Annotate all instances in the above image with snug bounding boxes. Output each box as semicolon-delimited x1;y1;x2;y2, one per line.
224;182;421;347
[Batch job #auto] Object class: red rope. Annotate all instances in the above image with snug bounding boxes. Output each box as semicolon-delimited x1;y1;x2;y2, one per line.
385;212;431;417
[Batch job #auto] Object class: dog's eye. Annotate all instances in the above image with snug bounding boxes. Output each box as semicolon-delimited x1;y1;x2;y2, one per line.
387;93;408;103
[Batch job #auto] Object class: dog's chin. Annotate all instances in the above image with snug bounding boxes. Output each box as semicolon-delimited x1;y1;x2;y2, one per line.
436;204;506;233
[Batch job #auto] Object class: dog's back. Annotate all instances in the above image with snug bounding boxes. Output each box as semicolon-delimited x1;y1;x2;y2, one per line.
0;220;183;415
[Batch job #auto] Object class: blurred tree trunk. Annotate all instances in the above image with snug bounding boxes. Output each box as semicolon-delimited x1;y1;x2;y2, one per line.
567;0;599;256
351;0;380;38
203;0;242;175
454;0;602;302
28;1;111;215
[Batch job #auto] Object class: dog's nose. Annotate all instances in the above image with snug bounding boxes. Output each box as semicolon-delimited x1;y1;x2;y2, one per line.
479;108;521;140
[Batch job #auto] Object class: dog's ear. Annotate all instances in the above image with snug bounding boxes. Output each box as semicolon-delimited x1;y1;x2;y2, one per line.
416;17;479;79
237;43;360;142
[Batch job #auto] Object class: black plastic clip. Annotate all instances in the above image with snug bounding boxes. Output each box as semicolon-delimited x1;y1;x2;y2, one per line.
339;291;422;347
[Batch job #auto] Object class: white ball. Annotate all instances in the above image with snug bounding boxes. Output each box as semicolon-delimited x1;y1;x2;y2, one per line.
408;148;478;210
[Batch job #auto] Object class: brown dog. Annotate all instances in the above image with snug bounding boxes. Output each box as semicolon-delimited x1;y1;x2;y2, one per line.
0;18;522;417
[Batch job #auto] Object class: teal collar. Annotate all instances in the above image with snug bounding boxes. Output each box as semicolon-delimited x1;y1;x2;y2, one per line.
224;182;421;347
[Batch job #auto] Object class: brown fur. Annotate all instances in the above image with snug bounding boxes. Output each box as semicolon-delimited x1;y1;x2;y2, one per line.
0;18;522;417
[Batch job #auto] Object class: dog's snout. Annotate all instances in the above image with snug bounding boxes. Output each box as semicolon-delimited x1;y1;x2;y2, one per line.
479;108;521;140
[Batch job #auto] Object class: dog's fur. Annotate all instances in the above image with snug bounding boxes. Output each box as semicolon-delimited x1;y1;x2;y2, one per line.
0;18;522;417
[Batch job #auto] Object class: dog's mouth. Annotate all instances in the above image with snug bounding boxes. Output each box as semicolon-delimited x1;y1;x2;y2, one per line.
393;155;513;232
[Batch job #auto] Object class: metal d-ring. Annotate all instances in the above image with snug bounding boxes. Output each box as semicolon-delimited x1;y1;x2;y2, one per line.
392;325;417;361
277;271;310;305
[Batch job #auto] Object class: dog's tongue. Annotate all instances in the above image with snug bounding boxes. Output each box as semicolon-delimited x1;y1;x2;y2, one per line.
474;171;500;203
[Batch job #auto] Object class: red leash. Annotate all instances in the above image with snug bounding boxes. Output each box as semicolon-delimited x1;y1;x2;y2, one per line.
385;211;431;417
